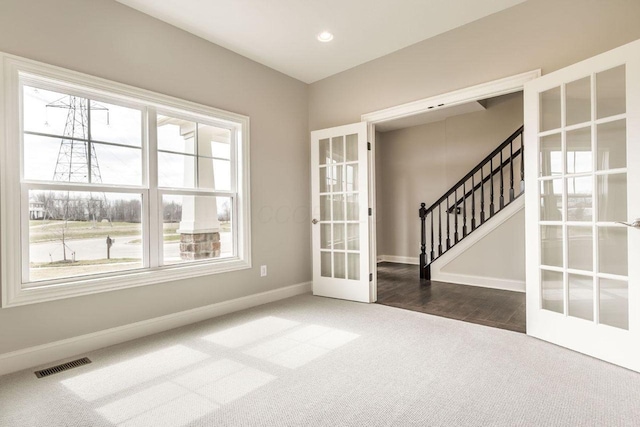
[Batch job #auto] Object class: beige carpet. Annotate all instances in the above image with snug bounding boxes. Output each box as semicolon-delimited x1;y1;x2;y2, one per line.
1;294;639;426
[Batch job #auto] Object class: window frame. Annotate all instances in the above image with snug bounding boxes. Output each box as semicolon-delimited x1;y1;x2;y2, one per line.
1;53;251;308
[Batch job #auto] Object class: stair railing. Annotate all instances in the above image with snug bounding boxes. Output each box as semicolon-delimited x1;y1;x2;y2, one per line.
419;125;524;280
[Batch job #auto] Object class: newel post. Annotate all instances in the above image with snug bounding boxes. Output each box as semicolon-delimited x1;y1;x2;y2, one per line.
419;203;430;280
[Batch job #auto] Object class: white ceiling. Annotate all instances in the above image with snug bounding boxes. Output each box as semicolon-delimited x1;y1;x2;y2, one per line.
116;0;526;83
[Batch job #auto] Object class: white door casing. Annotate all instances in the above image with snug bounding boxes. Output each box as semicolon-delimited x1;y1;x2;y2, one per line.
524;39;640;371
311;122;372;303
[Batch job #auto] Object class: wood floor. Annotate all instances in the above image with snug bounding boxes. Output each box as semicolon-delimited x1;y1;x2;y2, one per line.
376;262;526;333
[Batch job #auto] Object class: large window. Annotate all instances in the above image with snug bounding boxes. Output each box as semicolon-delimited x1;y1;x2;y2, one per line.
1;54;251;307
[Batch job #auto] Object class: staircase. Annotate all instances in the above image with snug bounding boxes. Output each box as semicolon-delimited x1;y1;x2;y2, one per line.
419;126;524;279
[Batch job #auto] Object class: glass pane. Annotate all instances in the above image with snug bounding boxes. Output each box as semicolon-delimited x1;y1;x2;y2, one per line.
597;119;626;171
24;135;69;182
90;101;142;147
539;133;562;177
92;143;142;185
567;176;592;221
157;115;196;154
347;253;360;280
210;141;231;160
345;134;358;161
599;278;628;329
598;227;628;276
332;136;344;163
162;194;233;265
540;87;561;132
597;173;627;222
347;224;359;251
568;274;593;321
334;252;346;279
566;127;592;174
320;224;331;249
346;164;358;192
319;138;330;166
540;179;563;221
197;123;231;158
596;65;626;119
567;226;592;272
158;152;195;188
541;270;564;314
333;195;345;221
28;190;143;282
332;165;344;192
566;76;591;126
319;167;329;193
23;86;80;137
540;225;563;267
346;194;359;221
320;195;331;221
198;158;231;191
321;251;332;277
333;223;345;250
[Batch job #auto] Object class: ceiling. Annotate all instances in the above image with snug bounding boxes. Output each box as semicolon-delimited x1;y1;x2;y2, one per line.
116;0;526;83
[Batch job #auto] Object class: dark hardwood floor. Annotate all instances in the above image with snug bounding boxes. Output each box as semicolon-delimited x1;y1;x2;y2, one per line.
376;262;526;333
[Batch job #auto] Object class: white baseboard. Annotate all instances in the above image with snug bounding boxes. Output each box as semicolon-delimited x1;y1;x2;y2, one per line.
431;271;524;292
0;281;312;377
378;255;419;265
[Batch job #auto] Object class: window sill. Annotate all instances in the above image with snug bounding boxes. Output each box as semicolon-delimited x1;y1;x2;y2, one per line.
2;258;251;308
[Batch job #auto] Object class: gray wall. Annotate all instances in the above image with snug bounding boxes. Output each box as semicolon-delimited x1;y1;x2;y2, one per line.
377;93;523;258
309;0;640;130
0;0;309;354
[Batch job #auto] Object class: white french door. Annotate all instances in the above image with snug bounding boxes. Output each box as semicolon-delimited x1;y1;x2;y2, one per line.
524;39;640;371
311;122;372;303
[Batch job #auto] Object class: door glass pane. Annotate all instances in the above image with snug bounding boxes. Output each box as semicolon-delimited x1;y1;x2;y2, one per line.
345;134;358;161
598;227;628;276
597;119;626;171
347;224;359;250
540;179;563;221
334;252;346;279
599;278;628;330
319;138;330;165
567;176;592;221
346;194;359;221
540;133;562;177
347;253;360;280
568;274;593;321
332;165;344;192
320;195;331;221
597;173;627;222
319;166;329;193
321;251;332;277
332;136;344;163
541;270;564;314
333;223;345;250
541;225;563;267
333;195;345;221
596;65;626;119
567;226;592;272
346;164;358;192
320;224;331;249
566;127;592;174
566;76;591;126
540;87;561;132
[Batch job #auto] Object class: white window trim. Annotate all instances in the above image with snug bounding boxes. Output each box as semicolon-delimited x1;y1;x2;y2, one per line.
0;53;251;308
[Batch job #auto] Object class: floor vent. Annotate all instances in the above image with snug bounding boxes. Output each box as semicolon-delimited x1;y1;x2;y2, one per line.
34;357;92;378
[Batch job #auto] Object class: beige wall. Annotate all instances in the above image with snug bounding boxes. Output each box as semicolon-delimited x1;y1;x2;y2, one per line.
0;0;309;354
377;93;523;258
309;0;640;130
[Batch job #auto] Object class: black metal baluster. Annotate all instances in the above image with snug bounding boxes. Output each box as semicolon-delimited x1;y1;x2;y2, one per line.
520;135;525;194
430;211;435;263
490;158;495;216
454;189;459;243
471;174;476;230
419;203;427;279
438;204;443;256
446;197;451;249
462;182;467;237
499;149;505;209
480;167;485;224
509;140;515;202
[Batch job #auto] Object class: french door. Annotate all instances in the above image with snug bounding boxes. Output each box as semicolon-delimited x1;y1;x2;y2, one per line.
524;39;640;371
310;122;372;303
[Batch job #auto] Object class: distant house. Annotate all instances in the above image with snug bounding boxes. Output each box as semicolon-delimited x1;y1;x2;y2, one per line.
29;197;45;220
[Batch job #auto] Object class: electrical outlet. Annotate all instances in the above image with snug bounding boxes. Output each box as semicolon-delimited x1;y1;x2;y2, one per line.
260;265;267;277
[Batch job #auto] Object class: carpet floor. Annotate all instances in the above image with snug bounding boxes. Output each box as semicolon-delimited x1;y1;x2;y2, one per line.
1;294;639;426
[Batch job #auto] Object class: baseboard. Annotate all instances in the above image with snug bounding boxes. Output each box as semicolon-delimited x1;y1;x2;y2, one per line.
0;281;312;377
378;255;419;265
431;271;524;292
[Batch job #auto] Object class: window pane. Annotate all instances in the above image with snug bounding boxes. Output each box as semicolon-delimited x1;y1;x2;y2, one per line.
540;225;563;267
597;119;626;171
567;226;592;272
90;101;142;147
319;138;330;166
541;270;563;314
157;115;196;154
598;227;628;276
566;76;591;126
347;253;360;280
334;252;345;279
197;123;231;158
568;274;593;321
345;134;358;162
28;190;143;282
24;134;63;181
23;86;83;138
540;87;561;132
162;195;233;265
321;251;331;277
158;152;196;188
539;133;562;177
198;158;231;191
347;224;359;251
333;223;345;250
596;65;625;119
332;136;344;163
597;173;627;222
92;143;142;186
539;179;563;221
599;278;628;330
567;176;592;222
566;127;591;174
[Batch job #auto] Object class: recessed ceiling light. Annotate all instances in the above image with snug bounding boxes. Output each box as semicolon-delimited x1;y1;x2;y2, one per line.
317;31;334;42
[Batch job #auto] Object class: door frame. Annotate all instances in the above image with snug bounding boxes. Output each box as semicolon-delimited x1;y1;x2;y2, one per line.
360;70;540;301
